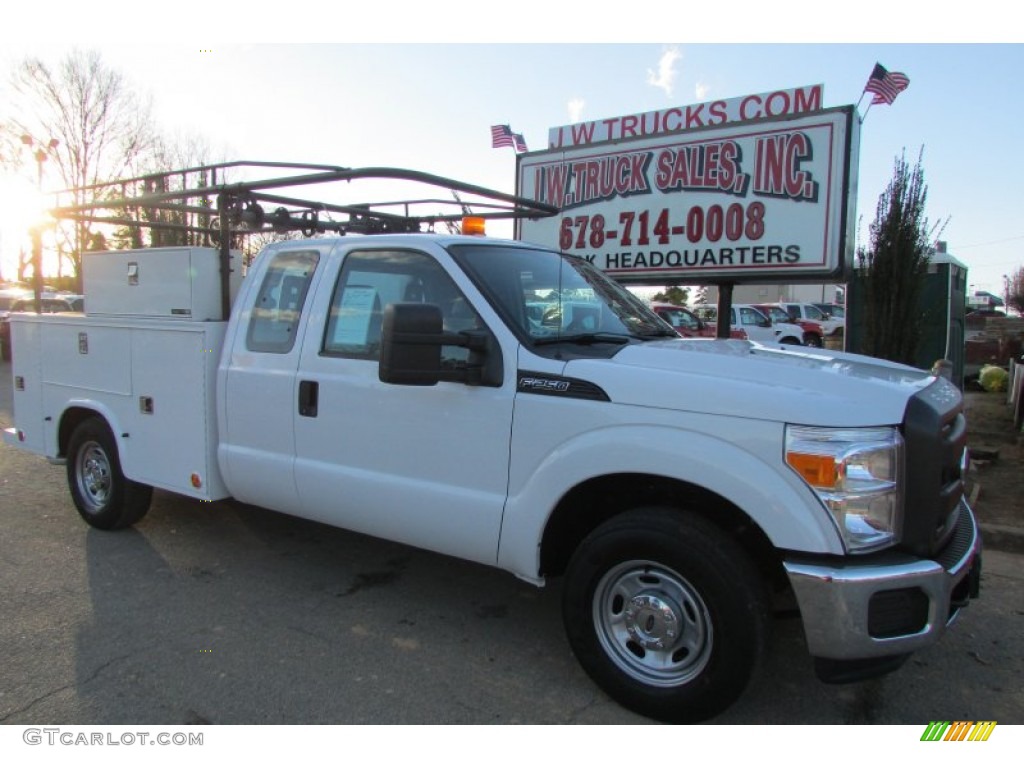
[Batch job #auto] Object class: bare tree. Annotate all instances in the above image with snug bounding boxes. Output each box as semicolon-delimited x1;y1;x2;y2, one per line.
106;132;227;250
3;50;159;288
1005;266;1024;316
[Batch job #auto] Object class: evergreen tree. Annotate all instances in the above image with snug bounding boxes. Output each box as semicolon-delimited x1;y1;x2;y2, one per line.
858;150;933;365
651;286;689;306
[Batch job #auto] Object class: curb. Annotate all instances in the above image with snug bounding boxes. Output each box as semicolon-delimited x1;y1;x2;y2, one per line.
979;523;1024;555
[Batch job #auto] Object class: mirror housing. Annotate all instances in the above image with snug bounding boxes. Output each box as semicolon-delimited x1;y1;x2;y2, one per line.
379;303;498;387
379;303;444;386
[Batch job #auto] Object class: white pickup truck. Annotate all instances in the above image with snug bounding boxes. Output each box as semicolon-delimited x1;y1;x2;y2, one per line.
2;167;981;723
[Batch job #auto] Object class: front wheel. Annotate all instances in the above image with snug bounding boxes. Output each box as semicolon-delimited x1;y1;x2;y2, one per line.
66;417;152;530
804;334;823;348
562;508;769;723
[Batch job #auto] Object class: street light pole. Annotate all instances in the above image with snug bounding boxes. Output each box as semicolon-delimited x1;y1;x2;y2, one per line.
19;134;59;313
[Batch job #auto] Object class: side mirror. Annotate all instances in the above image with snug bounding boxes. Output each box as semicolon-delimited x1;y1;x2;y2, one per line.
379;303;496;386
379;303;444;386
759;318;771;328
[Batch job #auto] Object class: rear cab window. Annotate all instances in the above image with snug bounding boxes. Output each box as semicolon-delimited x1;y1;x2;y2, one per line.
246;250;320;353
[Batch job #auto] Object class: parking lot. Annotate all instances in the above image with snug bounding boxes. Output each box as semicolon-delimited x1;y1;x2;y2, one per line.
1;358;1022;725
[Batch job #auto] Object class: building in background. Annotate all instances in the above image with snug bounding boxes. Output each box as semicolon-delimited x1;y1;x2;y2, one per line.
702;282;846;307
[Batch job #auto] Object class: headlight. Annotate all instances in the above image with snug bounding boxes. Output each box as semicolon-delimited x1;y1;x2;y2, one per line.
785;425;904;553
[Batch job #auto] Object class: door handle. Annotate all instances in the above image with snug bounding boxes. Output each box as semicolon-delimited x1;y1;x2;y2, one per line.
298;380;319;417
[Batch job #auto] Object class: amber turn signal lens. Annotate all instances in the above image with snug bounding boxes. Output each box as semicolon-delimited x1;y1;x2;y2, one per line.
786;452;836;488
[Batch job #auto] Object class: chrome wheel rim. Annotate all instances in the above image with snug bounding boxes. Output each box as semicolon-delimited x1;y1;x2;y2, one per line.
592;560;713;687
76;441;112;513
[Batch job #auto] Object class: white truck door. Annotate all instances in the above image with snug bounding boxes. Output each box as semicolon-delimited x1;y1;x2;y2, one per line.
736;306;775;342
220;247;323;513
292;246;515;566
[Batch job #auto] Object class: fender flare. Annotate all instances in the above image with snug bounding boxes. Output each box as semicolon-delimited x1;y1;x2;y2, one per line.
497;423;842;580
57;400;135;478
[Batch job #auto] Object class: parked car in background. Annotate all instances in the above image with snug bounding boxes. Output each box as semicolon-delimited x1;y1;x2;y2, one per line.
812;302;845;321
10;295;82;314
0;287;34;362
1;292;82;361
766;302;844;338
753;304;825;348
965;309;1006;319
692;303;804;345
650;303;748;340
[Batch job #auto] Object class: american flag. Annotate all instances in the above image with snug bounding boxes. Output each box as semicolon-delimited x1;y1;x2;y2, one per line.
863;63;910;105
491;124;528;153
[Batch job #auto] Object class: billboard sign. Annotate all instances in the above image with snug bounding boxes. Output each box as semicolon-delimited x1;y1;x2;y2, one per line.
517;106;859;284
547;84;824;149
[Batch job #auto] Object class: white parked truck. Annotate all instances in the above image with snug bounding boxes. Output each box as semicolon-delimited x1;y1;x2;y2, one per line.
3;164;981;723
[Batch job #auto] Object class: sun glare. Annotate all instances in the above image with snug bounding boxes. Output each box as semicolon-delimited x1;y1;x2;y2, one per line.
0;174;56;282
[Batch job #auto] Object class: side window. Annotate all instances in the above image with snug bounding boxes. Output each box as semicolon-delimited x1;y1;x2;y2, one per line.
662;309;697;330
678;311;699;331
246;250;320;354
322;249;483;362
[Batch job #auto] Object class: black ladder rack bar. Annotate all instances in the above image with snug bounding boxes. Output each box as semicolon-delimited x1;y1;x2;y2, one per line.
39;161;559;320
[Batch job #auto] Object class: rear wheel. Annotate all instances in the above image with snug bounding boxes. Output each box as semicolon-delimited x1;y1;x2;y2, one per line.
66;417;152;530
562;508;769;723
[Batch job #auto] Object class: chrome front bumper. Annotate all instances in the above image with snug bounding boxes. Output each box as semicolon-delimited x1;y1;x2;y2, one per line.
783;501;981;660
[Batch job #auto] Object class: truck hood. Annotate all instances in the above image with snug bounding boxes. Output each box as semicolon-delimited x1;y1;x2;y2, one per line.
562;339;938;426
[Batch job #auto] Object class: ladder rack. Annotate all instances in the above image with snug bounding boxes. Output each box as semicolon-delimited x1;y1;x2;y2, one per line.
41;161;559;318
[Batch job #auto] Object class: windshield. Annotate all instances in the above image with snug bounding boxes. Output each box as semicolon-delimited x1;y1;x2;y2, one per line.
656;307;700;331
448;244;674;344
802;304;826;321
762;306;792;324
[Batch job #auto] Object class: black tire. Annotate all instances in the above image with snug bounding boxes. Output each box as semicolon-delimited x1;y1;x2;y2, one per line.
562;508;769;723
779;335;802;345
66;417;152;530
804;333;823;348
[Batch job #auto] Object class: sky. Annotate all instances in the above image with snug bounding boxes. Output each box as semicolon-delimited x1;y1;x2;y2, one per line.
1;4;1022;303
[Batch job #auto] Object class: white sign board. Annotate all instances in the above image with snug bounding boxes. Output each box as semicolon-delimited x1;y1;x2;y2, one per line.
547;84;824;149
517;106;859;284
